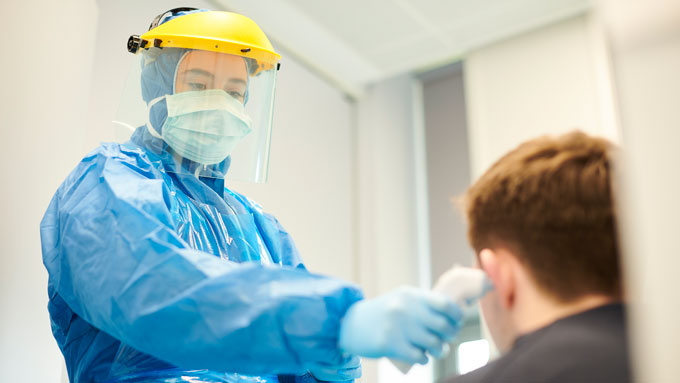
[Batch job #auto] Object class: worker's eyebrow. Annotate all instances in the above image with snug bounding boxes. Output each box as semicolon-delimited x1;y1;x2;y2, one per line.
227;78;247;86
180;70;246;86
181;68;214;78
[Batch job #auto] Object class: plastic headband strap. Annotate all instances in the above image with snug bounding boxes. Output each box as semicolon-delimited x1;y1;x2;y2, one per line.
148;7;199;31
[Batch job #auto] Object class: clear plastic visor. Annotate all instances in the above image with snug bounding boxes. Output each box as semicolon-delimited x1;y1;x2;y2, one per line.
113;47;277;182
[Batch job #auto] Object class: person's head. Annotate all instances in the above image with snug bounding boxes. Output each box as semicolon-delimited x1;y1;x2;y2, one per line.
128;8;280;181
462;131;622;352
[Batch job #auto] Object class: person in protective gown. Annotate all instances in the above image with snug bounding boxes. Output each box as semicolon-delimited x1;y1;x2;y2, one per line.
40;8;465;383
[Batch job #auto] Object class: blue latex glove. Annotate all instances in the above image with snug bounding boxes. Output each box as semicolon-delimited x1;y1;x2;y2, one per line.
338;286;463;365
308;355;361;382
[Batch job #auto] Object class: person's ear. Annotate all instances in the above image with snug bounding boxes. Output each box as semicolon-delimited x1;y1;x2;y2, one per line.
479;248;515;309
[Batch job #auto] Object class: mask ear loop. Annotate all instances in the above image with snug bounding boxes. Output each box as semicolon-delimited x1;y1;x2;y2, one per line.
146;95;165;139
148;7;199;31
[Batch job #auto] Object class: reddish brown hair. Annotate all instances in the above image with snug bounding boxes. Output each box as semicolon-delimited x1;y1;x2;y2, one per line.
464;131;621;302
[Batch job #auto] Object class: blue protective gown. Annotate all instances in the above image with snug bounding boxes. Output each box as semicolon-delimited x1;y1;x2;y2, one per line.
40;125;363;382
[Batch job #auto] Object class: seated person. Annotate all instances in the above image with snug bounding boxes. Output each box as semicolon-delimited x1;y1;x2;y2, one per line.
446;131;631;383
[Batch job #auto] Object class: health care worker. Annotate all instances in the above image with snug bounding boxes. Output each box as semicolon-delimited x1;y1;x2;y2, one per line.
40;8;464;383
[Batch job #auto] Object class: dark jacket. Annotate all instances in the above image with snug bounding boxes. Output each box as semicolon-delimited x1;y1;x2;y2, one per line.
445;303;631;383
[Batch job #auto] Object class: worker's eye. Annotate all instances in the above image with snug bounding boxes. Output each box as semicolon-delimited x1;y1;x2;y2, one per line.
227;90;245;102
188;82;207;91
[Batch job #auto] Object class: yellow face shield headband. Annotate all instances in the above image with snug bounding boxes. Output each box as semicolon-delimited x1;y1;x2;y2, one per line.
127;10;281;75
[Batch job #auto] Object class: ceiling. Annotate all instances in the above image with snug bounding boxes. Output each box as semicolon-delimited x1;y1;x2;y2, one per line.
211;0;591;97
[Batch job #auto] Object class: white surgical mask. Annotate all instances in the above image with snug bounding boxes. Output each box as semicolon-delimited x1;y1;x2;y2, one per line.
147;89;252;165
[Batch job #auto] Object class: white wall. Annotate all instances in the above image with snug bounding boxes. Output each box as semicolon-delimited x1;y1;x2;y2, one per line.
464;13;620;179
356;75;430;297
0;1;98;382
597;1;680;382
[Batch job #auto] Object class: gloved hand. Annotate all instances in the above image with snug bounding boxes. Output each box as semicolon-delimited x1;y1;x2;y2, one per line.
338;286;463;365
308;355;361;382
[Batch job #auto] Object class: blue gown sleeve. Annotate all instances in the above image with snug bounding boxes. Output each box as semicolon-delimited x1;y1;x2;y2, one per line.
40;144;363;376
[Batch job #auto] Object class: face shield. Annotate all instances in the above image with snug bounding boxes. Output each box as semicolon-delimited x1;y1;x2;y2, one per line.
114;10;280;182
